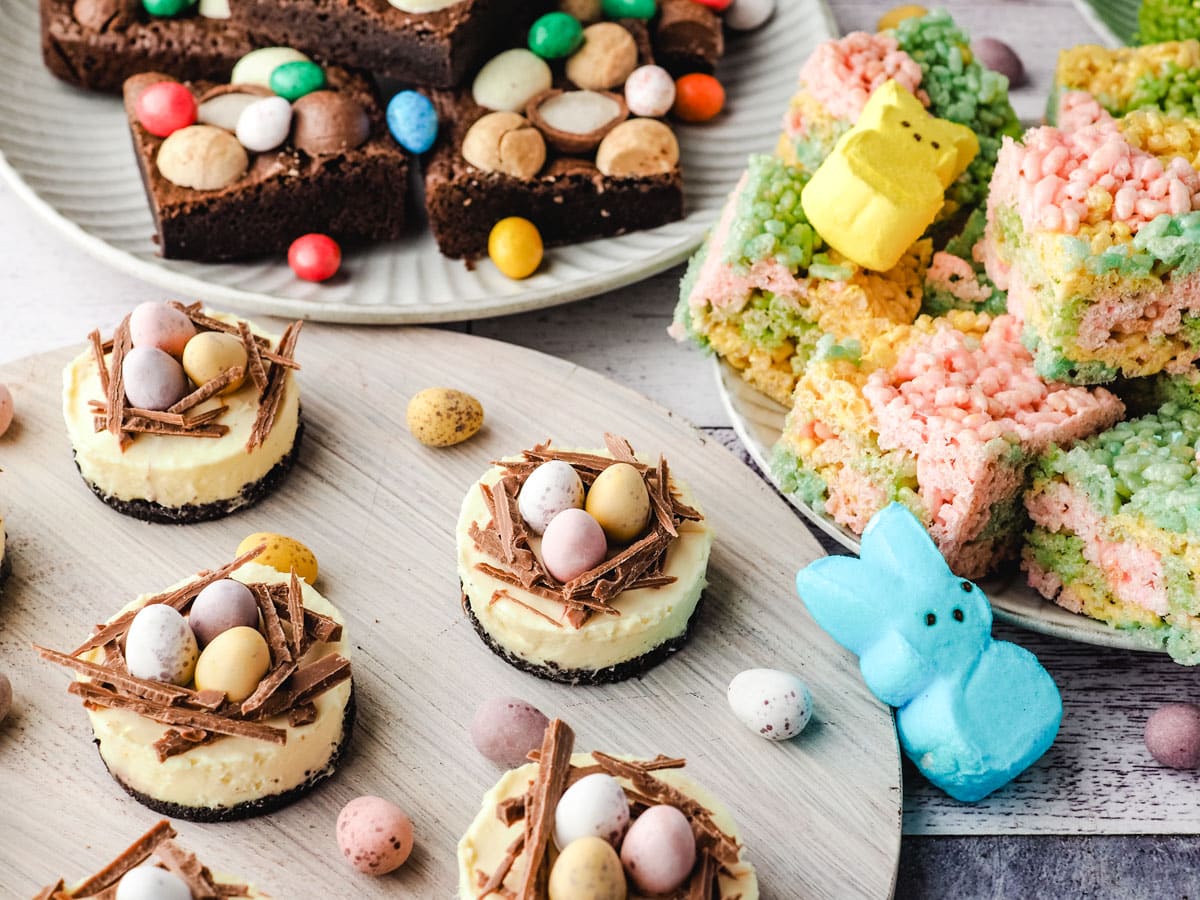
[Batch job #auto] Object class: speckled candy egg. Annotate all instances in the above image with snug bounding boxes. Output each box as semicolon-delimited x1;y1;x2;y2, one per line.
124;604;199;686
129;301;196;356
194;625;271;702
182;330;248;395
0;384;13;438
0;672;12;724
470;696;550;767
620;805;695;894
406;387;484;447
554;773;630;849
727;668;813;741
1145;703;1200;769
337;796;415;875
115;866;192;900
189;579;259;647
519;461;585;535
122;346;189;411
237;532;319;583
584;463;650;544
624;65;675;118
541;508;608;583
549;836;627;900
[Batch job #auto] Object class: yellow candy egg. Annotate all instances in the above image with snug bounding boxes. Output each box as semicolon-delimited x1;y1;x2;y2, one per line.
406;387;484;447
193;626;271;703
876;4;927;30
488;217;544;280
238;532;319;583
548;836;627;900
181;331;248;395
584;462;651;544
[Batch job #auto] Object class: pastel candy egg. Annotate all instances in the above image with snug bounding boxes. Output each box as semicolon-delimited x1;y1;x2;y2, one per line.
974;37;1026;87
519;460;585;535
182;331;248;394
231;47;311;88
129;301;196;356
337;796;415;875
155;124;248;191
406;387;484;447
269;59;325;101
473;49;553;113
727;668;813;741
528;11;585;59
124;604;199;686
488;217;544;280
724;0;774;31
1145;703;1200;769
584;463;650;543
194;625;271;703
619;805;696;894
122;347;188;412
0;672;12;724
115;866;191;900
386;90;439;154
237;532;319;583
134;81;197;137
541;508;608;583
0;384;13;438
470;696;550;767
554;773;630;849
189;579;259;646
548;836;627;900
624;65;676;118
235;95;293;153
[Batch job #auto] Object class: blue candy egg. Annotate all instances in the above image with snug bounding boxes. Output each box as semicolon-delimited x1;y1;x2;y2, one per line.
386;91;438;155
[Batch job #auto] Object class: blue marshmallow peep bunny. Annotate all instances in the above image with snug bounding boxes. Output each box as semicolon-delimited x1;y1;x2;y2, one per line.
795;503;1062;802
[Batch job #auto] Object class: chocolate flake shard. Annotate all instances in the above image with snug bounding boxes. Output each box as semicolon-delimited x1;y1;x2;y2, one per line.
156;839;221;899
168;366;245;415
250;583;293;667
238;320;269;394
247;320;302;451
169;301;299;369
240;661;298;717
70;819;175;896
287;570;306;657
288;702;318;727
477;833;525;899
33;645;221;710
515;719;574;899
105;316;132;446
490;589;564;628
264;582;342;643
88;329;110;395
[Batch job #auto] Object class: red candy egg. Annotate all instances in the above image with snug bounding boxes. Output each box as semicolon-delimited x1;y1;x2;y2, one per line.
673;73;725;123
288;233;341;282
689;0;732;9
135;82;198;138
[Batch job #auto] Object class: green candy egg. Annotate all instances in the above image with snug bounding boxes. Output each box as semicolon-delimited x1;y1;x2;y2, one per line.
601;0;656;19
527;11;584;59
269;60;325;101
142;0;195;17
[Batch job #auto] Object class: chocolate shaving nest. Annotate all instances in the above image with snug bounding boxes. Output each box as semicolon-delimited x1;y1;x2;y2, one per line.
87;303;301;453
32;819;250;899
468;434;703;629
35;551;350;762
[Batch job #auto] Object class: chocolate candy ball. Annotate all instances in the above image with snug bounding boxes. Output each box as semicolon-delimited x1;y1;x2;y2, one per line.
1145;703;1200;769
269;60;325;101
0;384;13;438
292;91;370;156
337;796;415;875
386;90;439;154
0;672;12;724
122;346;189;411
129;301;196;356
974;37;1027;88
528;11;585;59
189;579;259;647
470;696;550;767
134;81;197;137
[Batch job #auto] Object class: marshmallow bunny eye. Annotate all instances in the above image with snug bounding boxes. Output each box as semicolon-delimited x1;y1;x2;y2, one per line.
953;608;965;622
925;612;937;626
960;581;973;592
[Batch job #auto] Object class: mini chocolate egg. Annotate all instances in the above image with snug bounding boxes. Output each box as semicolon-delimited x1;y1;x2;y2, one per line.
235;95;293;152
124;604;199;686
337;795;415;875
548;836;627;900
406;387;484;447
182;330;248;394
237;532;319;583
470;696;550;767
554;773;630;849
727;668;813;741
519;460;585;535
122;346;189;411
194;625;270;703
540;508;608;583
584;463;650;544
0;672;12;724
115;866;191;900
0;383;13;438
1145;703;1200;769
189;578;259;646
619;805;695;895
129;301;196;355
624;65;675;118
291;90;371;156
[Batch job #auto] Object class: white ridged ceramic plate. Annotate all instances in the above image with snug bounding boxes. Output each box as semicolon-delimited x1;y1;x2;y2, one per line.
714;358;1169;656
0;0;835;323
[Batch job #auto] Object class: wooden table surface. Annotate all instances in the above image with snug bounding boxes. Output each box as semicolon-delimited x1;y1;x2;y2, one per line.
4;0;1198;896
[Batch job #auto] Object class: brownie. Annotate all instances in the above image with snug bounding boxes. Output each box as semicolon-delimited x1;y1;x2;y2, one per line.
123;69;408;261
40;0;256;94
228;0;538;88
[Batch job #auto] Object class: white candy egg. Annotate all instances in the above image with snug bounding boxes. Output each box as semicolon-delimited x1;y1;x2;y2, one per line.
724;0;775;30
115;866;192;900
625;65;676;118
236;96;293;152
124;604;199;686
554;773;631;849
519;460;585;535
727;668;813;741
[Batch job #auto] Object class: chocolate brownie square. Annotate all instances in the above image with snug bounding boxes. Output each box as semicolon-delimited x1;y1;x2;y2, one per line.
123;68;408;261
40;0;256;94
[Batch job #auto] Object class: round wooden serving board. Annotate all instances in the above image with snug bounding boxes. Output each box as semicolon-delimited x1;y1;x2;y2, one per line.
0;327;900;898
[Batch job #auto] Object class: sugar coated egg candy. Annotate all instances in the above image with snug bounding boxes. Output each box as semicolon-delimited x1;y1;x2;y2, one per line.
236;96;293;153
115;866;191;900
237;532;319;583
625;65;676;118
288;233;342;282
269;59;325;101
134;81;197;137
129;301;196;356
724;0;774;31
470;696;550;767
619;805;695;894
672;73;724;123
386;90;439;154
1145;703;1200;769
182;330;248;394
549;837;627;900
488;217;544;280
124;604;199;686
122;347;189;411
406;387;484;447
194;626;271;702
584;462;650;543
519;460;585;535
189;579;259;646
528;11;585;59
337;796;415;875
231;47;311;88
555;773;630;848
727;668;813;741
541;508;608;582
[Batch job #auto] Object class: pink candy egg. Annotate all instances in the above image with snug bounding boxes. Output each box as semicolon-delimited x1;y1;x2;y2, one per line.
129;301;197;356
625;65;676;118
540;508;608;582
620;805;696;894
189;579;259;647
1145;703;1200;769
0;384;12;438
337;796;415;875
470;696;550;767
122;346;189;411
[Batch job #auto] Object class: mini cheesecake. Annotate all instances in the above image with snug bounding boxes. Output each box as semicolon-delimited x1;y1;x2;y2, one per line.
36;552;353;822
456;435;713;684
62;302;302;523
33;819;269;899
457;719;758;899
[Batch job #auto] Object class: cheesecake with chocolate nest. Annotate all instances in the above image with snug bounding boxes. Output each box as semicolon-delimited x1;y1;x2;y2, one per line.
458;718;758;899
32;819;268;898
35;548;353;821
62;303;302;523
456;434;712;684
